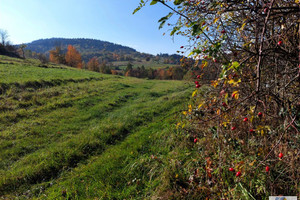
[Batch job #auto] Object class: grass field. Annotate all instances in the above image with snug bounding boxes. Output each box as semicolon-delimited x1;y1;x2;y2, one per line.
111;60;179;70
0;55;192;199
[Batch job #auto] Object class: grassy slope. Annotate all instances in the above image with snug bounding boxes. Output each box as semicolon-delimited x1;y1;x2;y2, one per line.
112;60;179;70
0;56;192;199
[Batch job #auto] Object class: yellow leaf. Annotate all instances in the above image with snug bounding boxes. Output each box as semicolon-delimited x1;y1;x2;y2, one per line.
213;17;220;24
198;103;204;109
182;111;187;115
211;80;219;88
224;93;228;101
217;109;221;115
232;91;239;100
240;22;246;31
192;90;197;97
188;104;192;112
222;121;229;127
249;160;256;166
250;106;255;114
201;61;208;68
228;79;241;87
265;126;271;131
250;116;254;123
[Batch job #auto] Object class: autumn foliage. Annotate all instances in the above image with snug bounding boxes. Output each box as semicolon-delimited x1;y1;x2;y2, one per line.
87;57;100;72
65;45;83;69
49;46;65;64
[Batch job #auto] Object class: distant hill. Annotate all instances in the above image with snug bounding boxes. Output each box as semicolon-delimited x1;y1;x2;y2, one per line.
24;38;140;62
23;38;182;65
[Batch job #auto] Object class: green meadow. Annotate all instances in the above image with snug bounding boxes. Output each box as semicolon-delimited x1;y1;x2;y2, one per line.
0;55;192;199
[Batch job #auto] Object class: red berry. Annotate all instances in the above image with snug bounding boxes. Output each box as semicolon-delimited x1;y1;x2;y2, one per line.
180;46;184;48
213;59;218;63
194;138;198;143
278;41;282;46
229;167;235;172
195;81;199;84
196;75;201;79
196;84;201;88
222;102;227;107
279;153;283;159
264;7;268;13
231;127;236;130
232;93;236;98
249;129;255;133
221;30;226;34
265;166;270;172
258;112;263;117
202;21;206;26
236;171;241;177
243;117;248;122
196;35;200;39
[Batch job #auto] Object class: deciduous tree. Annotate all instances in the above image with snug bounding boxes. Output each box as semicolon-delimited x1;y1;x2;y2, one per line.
0;29;8;46
87;57;100;72
49;46;65;64
65;45;83;69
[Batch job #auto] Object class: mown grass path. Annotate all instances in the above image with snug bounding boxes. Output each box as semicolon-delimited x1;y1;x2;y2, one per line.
0;56;192;199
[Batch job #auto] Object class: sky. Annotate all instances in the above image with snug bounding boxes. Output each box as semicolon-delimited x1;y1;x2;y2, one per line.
0;0;188;55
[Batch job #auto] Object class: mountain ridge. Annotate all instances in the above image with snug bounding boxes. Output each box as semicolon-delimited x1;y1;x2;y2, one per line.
26;37;137;53
23;37;182;64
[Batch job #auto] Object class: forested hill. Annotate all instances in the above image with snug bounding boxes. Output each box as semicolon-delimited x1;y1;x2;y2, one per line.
26;38;137;54
23;38;183;65
24;38;140;62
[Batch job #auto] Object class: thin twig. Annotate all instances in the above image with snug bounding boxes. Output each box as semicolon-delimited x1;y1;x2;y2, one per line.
254;116;297;171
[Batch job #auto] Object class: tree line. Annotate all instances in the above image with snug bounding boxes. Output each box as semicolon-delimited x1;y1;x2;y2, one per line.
48;44;195;80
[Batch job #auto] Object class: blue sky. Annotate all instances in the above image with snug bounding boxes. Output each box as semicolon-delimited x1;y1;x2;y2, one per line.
0;0;187;55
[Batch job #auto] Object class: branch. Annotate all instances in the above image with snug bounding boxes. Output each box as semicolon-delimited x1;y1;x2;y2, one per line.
256;0;275;94
156;0;214;45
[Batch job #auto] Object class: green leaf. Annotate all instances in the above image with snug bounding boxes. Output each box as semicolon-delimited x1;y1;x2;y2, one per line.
158;12;173;29
170;26;180;36
133;7;141;14
158;12;173;22
150;0;158;5
192;24;202;35
228;61;240;71
174;0;184;5
133;0;146;14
